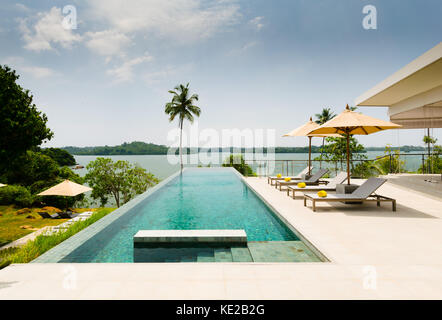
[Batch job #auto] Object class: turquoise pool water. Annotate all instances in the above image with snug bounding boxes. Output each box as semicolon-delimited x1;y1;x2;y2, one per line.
60;168;299;262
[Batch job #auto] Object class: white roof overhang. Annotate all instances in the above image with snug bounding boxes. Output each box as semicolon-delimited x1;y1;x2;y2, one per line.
355;42;442;128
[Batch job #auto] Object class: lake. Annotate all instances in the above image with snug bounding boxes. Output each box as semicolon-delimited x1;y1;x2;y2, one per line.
73;151;425;180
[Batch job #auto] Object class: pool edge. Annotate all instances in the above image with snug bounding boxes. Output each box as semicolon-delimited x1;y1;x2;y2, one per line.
32;169;184;263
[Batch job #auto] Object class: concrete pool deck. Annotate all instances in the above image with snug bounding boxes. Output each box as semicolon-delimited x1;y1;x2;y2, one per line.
1;177;441;299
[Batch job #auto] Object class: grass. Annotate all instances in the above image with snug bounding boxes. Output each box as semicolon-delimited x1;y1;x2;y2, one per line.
0;205;71;247
0;207;115;269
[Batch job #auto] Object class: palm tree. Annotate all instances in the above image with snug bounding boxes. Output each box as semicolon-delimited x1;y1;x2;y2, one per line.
314;107;336;168
165;83;201;172
423;129;437;173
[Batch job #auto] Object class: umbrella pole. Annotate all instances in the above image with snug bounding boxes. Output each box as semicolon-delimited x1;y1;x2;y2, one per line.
308;136;312;175
346;133;350;185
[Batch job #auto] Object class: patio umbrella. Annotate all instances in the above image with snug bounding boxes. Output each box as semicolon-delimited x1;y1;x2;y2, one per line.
283;117;341;175
38;180;92;210
308;105;402;185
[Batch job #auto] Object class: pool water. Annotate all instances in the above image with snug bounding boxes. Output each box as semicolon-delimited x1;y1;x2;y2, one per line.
59;168;310;263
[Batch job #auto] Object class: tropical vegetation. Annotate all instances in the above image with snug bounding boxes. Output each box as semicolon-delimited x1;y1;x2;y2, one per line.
0;65;53;176
314;107;336;167
165;83;201;171
0;65;83;208
85;157;159;207
222;155;256;176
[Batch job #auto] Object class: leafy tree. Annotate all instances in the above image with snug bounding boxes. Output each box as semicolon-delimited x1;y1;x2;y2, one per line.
165;83;201;171
419;144;442;174
1;151;85;208
222;155;256;176
40;148;76;166
423;134;438;173
374;144;405;174
85;157;159;207
0;65;53;175
314;107;336;167
318;136;367;174
4;151;59;188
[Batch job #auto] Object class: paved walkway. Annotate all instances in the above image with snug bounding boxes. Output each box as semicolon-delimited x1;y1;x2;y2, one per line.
0;180;441;299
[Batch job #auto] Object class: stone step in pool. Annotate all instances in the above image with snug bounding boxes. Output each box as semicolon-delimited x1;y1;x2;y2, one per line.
134;241;320;263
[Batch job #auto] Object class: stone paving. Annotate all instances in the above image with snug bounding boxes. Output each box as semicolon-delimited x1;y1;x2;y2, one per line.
1;176;442;299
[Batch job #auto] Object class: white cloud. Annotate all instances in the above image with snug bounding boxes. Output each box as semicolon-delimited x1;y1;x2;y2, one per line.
18;7;82;52
87;0;241;42
85;30;132;59
21;65;56;78
15;3;30;12
2;57;56;78
249;16;264;31
228;41;259;56
107;53;153;83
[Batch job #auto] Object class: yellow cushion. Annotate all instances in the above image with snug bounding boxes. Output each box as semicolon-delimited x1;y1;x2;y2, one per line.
297;182;306;188
276;174;282;178
317;190;327;198
284;177;291;182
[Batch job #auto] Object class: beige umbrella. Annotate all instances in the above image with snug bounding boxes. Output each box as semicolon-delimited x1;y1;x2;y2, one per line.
38;180;92;196
308;105;402;184
283;117;341;174
0;183;7;188
38;180;92;210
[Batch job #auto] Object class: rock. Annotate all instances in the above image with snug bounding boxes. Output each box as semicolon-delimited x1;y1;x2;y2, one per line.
15;208;31;215
19;225;38;230
42;206;62;213
26;215;36;219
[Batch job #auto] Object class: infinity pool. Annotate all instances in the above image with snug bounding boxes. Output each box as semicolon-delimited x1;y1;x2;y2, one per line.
51;168;317;263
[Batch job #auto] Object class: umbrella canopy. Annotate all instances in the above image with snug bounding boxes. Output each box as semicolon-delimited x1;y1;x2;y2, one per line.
308;105;402;184
283;117;341;174
0;183;6;188
38;180;92;197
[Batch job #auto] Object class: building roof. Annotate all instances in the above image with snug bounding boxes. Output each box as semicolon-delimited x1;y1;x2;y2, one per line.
354;42;442;128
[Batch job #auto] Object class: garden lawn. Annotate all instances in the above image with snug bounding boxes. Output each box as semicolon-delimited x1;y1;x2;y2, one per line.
0;207;115;268
0;206;91;247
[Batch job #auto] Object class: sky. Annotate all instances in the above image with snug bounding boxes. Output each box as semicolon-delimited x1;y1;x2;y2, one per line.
1;0;441;148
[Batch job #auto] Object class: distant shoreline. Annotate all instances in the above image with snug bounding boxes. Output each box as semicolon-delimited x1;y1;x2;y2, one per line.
61;142;426;156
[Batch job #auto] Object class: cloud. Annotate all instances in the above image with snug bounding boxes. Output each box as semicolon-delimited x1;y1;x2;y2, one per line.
107;53;153;83
18;7;81;52
15;3;30;12
2;57;56;78
249;16;264;31
85;30;132;59
21;65;56;78
87;0;241;42
228;41;259;56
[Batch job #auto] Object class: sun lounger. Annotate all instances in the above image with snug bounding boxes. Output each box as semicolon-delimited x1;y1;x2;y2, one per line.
303;177;396;212
287;172;348;199
275;168;329;190
57;211;79;219
267;166;313;186
37;212;60;219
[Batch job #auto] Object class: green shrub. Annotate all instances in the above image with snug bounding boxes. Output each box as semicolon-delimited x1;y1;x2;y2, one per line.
351;161;379;178
374;145;405;174
222;155;256;176
0;185;34;207
418;145;442;174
